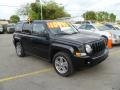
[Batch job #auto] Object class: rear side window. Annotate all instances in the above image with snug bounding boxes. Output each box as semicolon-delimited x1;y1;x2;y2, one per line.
15;23;23;32
32;23;45;35
22;23;32;34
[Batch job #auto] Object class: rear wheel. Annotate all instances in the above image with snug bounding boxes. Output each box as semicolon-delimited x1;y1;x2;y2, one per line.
53;52;74;77
16;42;25;57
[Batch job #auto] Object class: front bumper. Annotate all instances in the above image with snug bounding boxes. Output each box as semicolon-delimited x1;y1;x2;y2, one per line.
71;49;109;67
112;38;120;44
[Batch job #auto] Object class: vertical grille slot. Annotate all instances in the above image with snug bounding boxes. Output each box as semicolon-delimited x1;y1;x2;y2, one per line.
91;40;105;54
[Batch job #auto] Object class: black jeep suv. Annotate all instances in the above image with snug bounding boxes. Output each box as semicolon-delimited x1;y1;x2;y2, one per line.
13;20;108;77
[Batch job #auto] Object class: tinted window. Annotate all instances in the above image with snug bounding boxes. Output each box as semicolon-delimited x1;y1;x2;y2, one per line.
22;23;32;34
32;23;45;35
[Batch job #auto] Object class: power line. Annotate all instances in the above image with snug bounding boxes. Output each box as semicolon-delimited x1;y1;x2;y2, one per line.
0;5;20;7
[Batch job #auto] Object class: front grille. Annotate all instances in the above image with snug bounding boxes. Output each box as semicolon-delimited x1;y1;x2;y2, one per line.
90;40;106;54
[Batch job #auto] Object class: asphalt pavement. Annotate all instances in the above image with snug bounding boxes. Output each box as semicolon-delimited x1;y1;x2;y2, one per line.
0;34;120;90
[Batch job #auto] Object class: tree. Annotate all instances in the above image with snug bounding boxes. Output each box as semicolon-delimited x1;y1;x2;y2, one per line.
109;13;116;22
83;11;96;21
10;15;20;23
17;1;70;20
82;11;116;22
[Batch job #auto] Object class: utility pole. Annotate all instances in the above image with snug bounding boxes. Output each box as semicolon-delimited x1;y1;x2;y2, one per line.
40;0;43;20
35;0;43;20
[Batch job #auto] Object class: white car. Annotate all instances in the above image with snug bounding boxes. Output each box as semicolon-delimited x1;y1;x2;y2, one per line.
78;24;120;45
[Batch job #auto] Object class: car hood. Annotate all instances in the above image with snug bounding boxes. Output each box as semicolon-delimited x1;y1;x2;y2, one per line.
54;33;101;45
105;30;120;35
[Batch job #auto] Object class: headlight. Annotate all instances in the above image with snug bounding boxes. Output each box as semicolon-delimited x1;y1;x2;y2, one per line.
85;44;92;53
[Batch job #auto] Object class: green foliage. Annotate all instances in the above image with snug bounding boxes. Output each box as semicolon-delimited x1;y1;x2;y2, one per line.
18;1;70;20
83;11;96;21
96;12;109;21
109;13;116;22
10;15;20;23
83;11;116;22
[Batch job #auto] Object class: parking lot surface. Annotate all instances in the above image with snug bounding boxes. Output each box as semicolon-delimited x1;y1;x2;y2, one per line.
0;34;120;90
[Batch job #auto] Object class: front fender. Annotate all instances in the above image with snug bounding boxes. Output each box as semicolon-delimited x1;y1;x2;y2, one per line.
51;43;75;54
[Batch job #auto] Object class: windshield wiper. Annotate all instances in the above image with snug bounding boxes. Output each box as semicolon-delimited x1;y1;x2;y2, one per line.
55;33;70;35
71;32;78;34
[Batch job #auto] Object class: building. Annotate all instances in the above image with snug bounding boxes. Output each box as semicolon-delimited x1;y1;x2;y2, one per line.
0;19;9;25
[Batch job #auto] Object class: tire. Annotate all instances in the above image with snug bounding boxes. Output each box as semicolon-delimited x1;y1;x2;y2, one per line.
53;52;74;77
102;36;108;44
16;42;25;57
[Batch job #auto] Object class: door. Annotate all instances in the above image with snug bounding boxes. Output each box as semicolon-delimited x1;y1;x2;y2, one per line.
31;23;50;59
21;23;33;53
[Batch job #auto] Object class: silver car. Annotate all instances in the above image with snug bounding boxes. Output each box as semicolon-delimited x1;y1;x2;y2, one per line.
98;25;120;44
0;25;3;33
79;24;120;45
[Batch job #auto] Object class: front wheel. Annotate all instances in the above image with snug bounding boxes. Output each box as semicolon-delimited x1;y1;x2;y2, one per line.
16;42;25;57
53;52;74;77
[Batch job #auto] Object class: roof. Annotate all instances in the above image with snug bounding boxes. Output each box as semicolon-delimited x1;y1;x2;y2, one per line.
18;20;69;24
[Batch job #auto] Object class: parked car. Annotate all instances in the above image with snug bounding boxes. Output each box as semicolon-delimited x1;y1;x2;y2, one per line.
7;24;15;33
97;24;120;44
78;24;120;45
78;24;110;42
0;25;3;34
13;20;108;77
104;24;120;30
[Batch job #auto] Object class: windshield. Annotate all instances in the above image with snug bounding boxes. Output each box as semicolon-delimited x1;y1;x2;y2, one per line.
47;21;78;35
96;25;113;30
104;24;116;30
114;26;120;30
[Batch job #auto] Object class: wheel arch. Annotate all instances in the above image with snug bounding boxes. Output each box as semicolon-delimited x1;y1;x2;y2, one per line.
50;43;75;63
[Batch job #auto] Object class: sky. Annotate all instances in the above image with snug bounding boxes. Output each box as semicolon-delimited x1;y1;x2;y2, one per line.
0;0;120;20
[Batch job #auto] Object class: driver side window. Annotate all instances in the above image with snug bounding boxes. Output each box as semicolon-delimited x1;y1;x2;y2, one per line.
32;23;45;35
